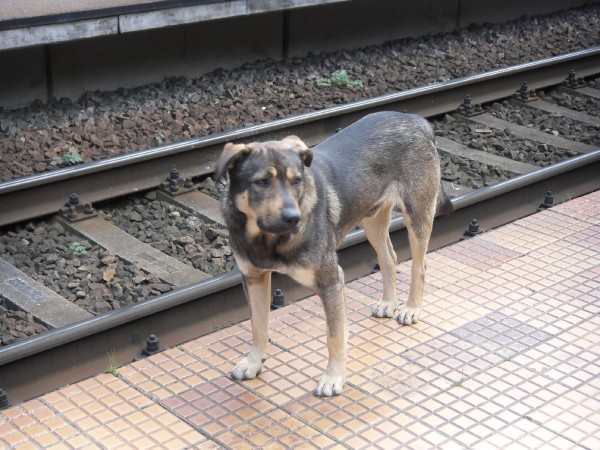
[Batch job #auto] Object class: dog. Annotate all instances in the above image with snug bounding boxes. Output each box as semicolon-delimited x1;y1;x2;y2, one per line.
215;111;453;396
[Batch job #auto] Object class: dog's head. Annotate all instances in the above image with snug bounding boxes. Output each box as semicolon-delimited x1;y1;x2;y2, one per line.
216;136;313;235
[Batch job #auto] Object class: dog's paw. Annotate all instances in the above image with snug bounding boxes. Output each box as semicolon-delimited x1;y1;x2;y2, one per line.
372;300;397;318
396;306;421;325
231;357;262;381
316;373;345;397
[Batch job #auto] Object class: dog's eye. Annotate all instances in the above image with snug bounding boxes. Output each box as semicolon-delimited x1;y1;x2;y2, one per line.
292;177;302;186
253;178;270;187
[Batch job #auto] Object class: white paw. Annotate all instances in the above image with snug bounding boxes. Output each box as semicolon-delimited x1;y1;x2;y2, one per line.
316;372;345;397
231;357;263;380
372;300;397;318
396;306;421;325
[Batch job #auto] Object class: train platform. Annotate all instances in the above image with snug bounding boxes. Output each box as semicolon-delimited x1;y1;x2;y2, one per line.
0;0;349;51
0;190;598;449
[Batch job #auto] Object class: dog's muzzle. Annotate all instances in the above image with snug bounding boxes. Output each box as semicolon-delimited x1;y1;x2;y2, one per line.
259;208;301;234
281;208;301;226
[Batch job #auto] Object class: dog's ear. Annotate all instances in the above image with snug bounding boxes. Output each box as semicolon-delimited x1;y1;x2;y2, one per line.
282;135;313;167
215;143;251;180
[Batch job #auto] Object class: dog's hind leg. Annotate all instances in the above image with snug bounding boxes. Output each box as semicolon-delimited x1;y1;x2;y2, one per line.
396;201;435;325
363;202;398;318
231;270;271;380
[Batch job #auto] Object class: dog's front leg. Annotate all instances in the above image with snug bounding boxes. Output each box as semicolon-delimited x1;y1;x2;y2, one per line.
231;271;271;380
316;265;348;396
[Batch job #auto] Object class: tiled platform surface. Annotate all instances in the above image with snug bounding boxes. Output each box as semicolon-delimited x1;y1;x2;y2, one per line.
1;190;598;449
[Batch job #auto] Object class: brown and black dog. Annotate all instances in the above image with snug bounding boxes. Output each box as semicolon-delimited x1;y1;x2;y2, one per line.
215;111;452;396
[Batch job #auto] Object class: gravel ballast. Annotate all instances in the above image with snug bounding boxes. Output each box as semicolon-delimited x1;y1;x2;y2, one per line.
0;221;176;317
0;5;599;182
434;111;581;167
1;5;599;344
487;101;600;145
102;192;236;276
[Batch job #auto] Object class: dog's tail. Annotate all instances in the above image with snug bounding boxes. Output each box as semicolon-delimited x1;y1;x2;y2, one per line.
436;185;454;216
422;119;454;217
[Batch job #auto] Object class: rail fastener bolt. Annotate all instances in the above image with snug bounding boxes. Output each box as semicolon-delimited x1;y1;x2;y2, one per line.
141;334;163;357
461;219;483;240
160;167;196;196
538;191;555;211
169;168;181;193
271;289;285;310
513;82;537;102
456;95;483;117
563;69;586;90
60;193;97;222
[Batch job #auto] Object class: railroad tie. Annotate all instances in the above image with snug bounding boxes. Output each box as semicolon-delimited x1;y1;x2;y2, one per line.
57;216;211;287
557;85;600;100
0;259;93;328
435;136;538;175
156;190;224;226
510;98;600;127
464;113;597;154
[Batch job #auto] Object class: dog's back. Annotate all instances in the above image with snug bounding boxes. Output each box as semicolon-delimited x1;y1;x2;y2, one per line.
312;111;452;242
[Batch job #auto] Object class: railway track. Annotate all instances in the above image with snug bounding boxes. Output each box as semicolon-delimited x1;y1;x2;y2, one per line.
1;48;599;405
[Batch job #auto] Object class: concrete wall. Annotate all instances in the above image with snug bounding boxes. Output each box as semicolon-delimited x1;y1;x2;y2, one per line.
0;0;596;108
50;14;283;96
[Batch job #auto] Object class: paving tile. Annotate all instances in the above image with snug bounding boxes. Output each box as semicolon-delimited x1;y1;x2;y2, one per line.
488;256;561;294
344;286;389;323
348;315;445;367
551;190;600;225
472;418;581;449
563;222;600;248
23;373;209;449
1;195;598;450
560;313;600;354
240;349;323;405
513;207;591;238
85;403;208;449
400;360;571;448
162;375;274;435
509;291;592;337
218;405;336;449
423;252;483;289
262;298;330;349
528;384;600;450
420;289;497;333
403;333;503;386
450;311;553;360
42;374;154;430
478;220;558;253
284;386;413;449
511;322;599;390
119;346;222;401
436;237;522;271
0;398;99;449
180;324;262;371
455;360;572;419
533;239;600;276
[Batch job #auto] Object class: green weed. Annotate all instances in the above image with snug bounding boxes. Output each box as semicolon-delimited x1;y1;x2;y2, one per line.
316;70;364;90
104;350;121;378
52;148;83;166
69;242;88;256
451;370;467;388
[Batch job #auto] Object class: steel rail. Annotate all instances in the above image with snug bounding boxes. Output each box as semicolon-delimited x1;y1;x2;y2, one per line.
1;149;598;404
1;47;600;404
1;47;599;227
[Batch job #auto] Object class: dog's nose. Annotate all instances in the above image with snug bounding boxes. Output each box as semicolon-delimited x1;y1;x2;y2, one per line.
281;208;300;225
